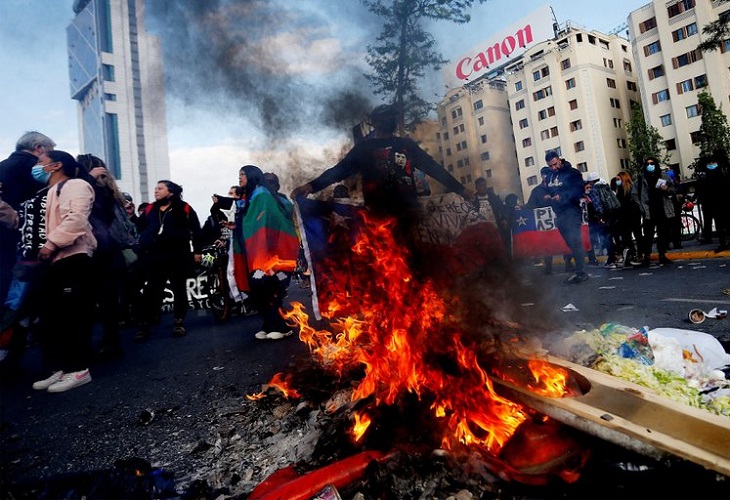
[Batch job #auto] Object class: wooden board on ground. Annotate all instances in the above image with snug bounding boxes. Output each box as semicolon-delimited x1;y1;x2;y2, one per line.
493;356;730;477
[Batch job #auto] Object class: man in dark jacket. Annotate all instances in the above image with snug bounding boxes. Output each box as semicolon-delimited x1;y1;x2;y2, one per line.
0;131;55;304
545;151;588;283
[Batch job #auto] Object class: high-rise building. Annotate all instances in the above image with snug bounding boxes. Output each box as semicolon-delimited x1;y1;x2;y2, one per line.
504;24;640;199
628;0;730;177
67;0;169;204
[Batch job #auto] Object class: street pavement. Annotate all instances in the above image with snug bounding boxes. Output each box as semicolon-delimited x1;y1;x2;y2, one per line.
0;243;728;493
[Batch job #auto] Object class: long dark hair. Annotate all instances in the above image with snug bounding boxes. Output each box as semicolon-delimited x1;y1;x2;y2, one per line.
47;150;81;178
156;180;184;206
239;165;287;215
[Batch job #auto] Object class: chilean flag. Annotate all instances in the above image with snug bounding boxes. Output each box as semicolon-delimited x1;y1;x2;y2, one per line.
511;206;590;259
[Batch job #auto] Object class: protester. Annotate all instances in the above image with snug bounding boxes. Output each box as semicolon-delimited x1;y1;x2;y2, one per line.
0;132;55;306
31;150;97;393
237;165;299;340
77;154;136;359
637;157;675;266
545;152;589;283
613;171;643;266
696;156;729;252
523;166;571;274
585;172;621;268
134;180;202;340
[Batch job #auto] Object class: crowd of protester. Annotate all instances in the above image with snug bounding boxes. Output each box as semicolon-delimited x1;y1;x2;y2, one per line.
0;119;728;393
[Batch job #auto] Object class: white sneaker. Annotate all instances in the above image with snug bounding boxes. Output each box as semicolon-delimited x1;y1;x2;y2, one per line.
254;331;269;340
32;371;64;390
47;369;92;393
266;330;293;340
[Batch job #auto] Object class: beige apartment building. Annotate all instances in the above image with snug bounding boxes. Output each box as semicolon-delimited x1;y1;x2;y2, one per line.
503;25;640;201
628;0;730;177
435;79;521;199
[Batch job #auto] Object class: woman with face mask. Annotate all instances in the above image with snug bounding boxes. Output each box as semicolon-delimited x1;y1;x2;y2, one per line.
31;150;97;393
636;157;675;267
613;171;643;266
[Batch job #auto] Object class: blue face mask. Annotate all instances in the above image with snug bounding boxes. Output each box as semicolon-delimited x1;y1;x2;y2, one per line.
707;163;718;170
616;180;622;187
31;165;51;184
646;164;655;173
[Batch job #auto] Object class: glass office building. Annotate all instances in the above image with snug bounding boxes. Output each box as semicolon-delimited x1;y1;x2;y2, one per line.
67;0;169;203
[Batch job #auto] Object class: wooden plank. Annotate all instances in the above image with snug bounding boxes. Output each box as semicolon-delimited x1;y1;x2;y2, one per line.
492;356;730;477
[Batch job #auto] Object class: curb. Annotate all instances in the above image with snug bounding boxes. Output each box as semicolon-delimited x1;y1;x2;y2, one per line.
665;249;730;260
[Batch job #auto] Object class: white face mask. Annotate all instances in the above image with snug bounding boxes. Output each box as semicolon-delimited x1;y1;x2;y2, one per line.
616;180;622;187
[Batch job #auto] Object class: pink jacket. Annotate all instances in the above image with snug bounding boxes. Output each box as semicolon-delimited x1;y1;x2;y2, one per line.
44;179;97;262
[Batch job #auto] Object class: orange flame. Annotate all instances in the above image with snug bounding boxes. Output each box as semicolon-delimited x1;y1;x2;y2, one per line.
248;372;301;400
281;213;530;453
352;412;372;442
527;360;569;398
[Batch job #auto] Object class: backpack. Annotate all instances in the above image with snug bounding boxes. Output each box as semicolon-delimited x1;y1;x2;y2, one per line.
594;184;620;215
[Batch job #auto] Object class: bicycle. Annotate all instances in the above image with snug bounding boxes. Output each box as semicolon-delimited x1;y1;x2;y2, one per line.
200;244;233;322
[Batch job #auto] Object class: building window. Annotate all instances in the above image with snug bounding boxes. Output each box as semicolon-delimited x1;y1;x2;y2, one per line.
660;114;672;126
480;151;490;161
665;139;677;150
538;109;547;120
473;99;484;110
456;142;462;151
540;129;550;140
515;81;523;91
533;70;541;81
672;49;703;68
527;175;538;186
480;134;487;144
617;138;627;148
464;156;470;166
613;117;623;127
565;78;576;89
522;137;532;147
627;81;637;92
690;130;703;143
607;78;616;88
623;60;632;72
460;140;467;150
446;148;451;156
694;74;707;89
648;65;664;80
652;89;670;103
603;58;614;69
577;162;588;172
610;98;621;108
453;126;459;135
457;159;464;168
104;93;116;101
444;132;449;140
441;117;447;126
515;99;525;110
561;58;571;70
525;156;535;167
533;85;552;101
574;141;585;152
550;126;559;137
576;33;583;42
589;35;596;45
668;0;695;19
672;22;698;42
547;106;555;117
519;118;529;129
102;64;115;82
478;116;485;126
569;99;578;110
466;174;472;184
639;17;657;33
686;104;700;118
677;79;694;94
451;107;463;119
570;119;583;132
644;40;661;56
486;169;492;178
447;164;454;172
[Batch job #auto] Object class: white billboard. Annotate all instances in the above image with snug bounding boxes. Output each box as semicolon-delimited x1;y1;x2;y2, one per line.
443;4;555;88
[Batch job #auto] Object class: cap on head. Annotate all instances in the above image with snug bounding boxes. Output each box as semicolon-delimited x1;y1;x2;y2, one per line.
122;192;133;203
586;172;600;182
540;166;551;177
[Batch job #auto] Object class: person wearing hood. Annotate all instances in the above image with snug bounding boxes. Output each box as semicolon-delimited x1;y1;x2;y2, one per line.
636;157;675;266
545;152;589;283
696;156;729;252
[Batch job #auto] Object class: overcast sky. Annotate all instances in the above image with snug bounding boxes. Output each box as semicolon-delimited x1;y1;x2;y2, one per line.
0;0;649;213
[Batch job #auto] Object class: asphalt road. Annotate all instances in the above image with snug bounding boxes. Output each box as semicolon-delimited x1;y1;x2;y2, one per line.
0;254;728;494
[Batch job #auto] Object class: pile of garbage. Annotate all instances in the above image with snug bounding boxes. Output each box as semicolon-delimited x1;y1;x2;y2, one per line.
552;324;730;416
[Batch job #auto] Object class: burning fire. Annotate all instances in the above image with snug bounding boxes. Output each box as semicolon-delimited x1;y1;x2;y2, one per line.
276;213;568;454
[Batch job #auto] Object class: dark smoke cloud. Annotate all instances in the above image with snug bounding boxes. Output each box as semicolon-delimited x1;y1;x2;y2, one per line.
147;0;375;140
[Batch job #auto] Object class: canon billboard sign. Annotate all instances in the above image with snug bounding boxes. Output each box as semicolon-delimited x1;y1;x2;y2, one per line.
444;5;555;88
